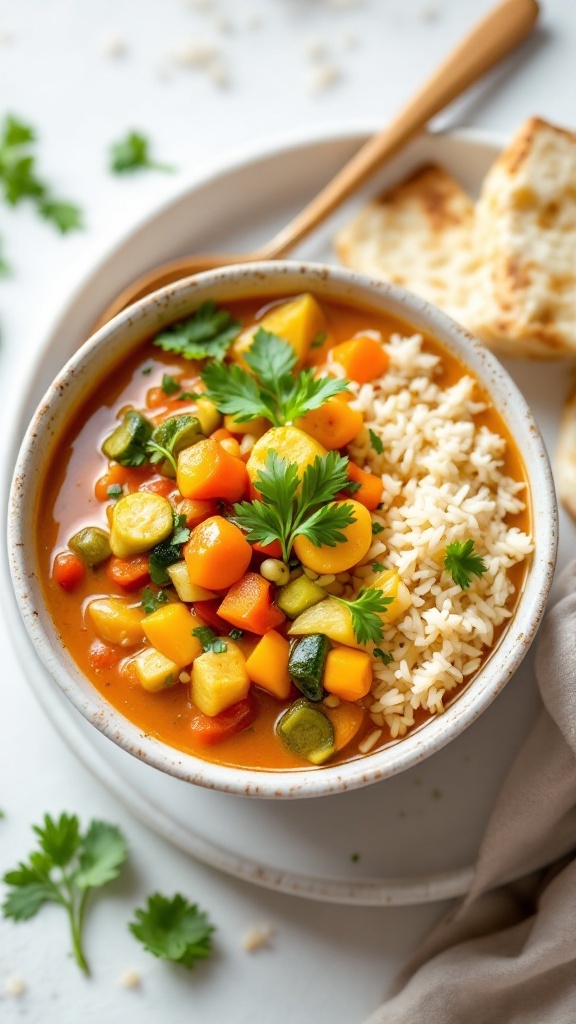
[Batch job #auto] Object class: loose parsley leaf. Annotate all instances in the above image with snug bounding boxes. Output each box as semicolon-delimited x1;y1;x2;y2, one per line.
161;373;181;396
2;813;127;973
345;480;362;495
178;391;200;402
38;199;83;233
149;541;182;585
109;131;174;174
233;451;355;562
154;301;241;362
201;329;348;427
372;562;385;573
333;589;393;646
373;648;393;665
129;893;215;968
368;429;383;455
141;587;169;615
310;331;328;350
444;539;488;590
192;626;227;654
106;483;123;500
228;628;243;640
171;513;191;546
372;522;384;536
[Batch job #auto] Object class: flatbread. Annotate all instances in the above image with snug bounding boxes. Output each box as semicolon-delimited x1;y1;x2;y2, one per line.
469;117;576;358
555;383;576;522
334;164;477;326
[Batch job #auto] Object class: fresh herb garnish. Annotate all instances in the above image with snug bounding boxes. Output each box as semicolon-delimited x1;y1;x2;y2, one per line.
129;893;215;968
372;522;384;536
368;429;383;455
2;813;127;974
145;414;203;474
345;480;362;495
106;484;123;500
372;561;385;573
192;626;227;654
228;628;243;640
178;391;200;402
109;131;174;174
154;301;241;363
161;373;181;396
333;589;393;646
149;517;190;586
142;366;152;375
310;331;327;350
444;540;488;590
146;440;177;474
233;451;355;563
0;115;83;251
171;513;191;546
141;587;169;614
201;328;349;427
373;648;393;664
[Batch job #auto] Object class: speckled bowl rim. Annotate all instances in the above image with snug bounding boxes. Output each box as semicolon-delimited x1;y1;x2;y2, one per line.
8;261;557;798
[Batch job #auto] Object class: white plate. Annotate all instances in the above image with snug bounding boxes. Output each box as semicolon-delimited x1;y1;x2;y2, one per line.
5;126;574;906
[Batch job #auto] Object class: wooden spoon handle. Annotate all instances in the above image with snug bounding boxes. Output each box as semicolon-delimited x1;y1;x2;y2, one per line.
259;0;539;259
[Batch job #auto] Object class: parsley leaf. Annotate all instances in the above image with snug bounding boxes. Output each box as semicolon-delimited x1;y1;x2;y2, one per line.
109;131;174;174
372;562;385;573
149;541;182;585
372;522;384;536
129;893;215;968
310;331;328;350
192;626;227;654
228;628;243;640
345;480;362;495
154;301;241;362
201;329;348;427
141;587;169;614
333;589;393;646
2;813;127;974
368;429;383;455
444;539;488;590
233;451;354;562
161;373;181;396
106;483;123;500
373;648;393;665
171;513;191;546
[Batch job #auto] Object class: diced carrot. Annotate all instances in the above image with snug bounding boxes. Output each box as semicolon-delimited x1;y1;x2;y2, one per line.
184;516;252;589
94;463;129;502
323;647;373;702
138;476;174;498
211;427;234;442
346;462;383;511
53;551;85;591
88;639;122;672
177;437;248;502
329;336;389;384
146;386;168;410
217;572;285;635
245;630;291;699
324;702;366;753
189;697;256;746
251;539;283;559
192;599;231;634
170;497;218;528
295;393;363;449
107;554;151;591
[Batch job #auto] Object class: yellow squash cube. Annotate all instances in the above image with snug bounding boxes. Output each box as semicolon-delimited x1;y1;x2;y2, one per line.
247;426;327;486
133;648;180;692
166;562;216;603
371;570;412;623
245;630;291;700
191;640;250;717
142;603;204;667
230;293;327;369
288;599;362;649
88;598;145;647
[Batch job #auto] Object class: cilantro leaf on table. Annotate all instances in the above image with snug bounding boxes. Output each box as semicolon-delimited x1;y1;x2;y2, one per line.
233;450;355;563
2;813;127;974
129;893;215;968
109;131;175;174
444;539;488;590
333;589;393;646
201;329;348;427
154;301;241;362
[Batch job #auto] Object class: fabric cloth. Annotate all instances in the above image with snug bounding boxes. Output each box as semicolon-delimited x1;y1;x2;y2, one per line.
365;562;576;1024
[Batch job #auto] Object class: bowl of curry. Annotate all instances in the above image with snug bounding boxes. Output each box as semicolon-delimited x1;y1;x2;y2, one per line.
8;262;556;797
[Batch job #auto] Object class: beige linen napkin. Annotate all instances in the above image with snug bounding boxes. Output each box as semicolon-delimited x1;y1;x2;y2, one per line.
365;562;576;1024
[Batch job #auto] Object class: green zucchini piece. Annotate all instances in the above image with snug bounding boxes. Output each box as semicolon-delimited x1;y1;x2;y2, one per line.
149;415;204;477
102;410;152;466
277;698;335;765
277;575;326;619
69;526;111;567
288;633;331;702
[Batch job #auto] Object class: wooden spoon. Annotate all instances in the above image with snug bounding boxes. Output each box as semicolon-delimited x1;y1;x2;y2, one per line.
95;0;539;329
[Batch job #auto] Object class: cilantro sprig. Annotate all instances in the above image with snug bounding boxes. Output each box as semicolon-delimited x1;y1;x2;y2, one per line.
141;587;170;614
233;450;355;562
109;131;174;174
129;893;215;968
333;589;393;646
192;626;227;654
154;301;241;362
2;813;127;974
444;539;488;590
148;513;191;585
200;328;349;427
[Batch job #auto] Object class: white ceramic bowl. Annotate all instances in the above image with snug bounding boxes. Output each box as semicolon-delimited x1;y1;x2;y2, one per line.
8;262;557;798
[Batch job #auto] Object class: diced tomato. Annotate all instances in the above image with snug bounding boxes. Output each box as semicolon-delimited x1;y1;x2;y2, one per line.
217;572;285;635
189;698;256;746
107;554;150;591
88;639;122;672
52;551;85;591
192;599;231;634
139;476;174;498
251;539;283;559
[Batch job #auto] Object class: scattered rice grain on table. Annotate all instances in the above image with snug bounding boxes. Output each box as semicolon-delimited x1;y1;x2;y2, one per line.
342;332;533;739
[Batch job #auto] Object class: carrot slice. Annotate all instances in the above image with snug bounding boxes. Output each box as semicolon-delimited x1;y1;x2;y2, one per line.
53;552;85;591
329;336;389;384
189;698;256;746
296;393;363;449
107;554;150;591
218;572;285;635
346;462;383;511
177;437;248;502
184;516;252;590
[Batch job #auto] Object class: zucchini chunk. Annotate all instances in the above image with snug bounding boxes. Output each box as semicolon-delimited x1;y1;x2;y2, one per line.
149;414;204;477
102;410;152;466
288;633;331;702
277;575;326;619
277;698;335;765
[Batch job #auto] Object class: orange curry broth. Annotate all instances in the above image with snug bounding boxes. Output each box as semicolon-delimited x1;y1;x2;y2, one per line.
35;295;531;771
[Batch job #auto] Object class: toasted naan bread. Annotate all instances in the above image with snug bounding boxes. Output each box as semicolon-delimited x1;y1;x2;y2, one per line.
335;164;477;326
469;118;576;358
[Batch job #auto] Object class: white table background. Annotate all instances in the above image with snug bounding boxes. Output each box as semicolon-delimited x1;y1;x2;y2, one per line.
1;1;574;1021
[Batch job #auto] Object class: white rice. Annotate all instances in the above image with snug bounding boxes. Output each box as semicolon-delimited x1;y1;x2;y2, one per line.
344;332;533;740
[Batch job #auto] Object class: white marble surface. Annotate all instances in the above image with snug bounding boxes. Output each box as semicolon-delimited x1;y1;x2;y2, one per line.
1;1;575;1021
